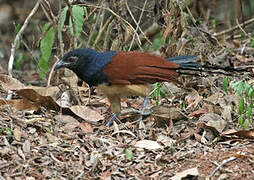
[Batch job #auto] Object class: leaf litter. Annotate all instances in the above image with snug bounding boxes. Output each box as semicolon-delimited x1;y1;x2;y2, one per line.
0;68;253;179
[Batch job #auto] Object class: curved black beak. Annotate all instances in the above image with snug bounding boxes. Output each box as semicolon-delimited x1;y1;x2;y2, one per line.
54;60;66;71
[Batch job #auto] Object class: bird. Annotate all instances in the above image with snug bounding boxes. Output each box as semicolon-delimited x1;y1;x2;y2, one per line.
54;48;242;126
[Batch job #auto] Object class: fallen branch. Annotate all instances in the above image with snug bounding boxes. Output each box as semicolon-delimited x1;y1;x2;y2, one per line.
8;0;41;77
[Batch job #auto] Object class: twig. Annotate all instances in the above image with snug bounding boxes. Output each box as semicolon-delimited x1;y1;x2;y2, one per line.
40;0;57;29
80;3;141;45
36;23;52;47
83;82;91;106
8;0;41;77
46;55;59;95
65;0;77;48
86;3;103;47
92;15;113;48
130;22;160;50
103;19;115;51
125;0;150;50
209;157;236;178
58;0;64;56
214;17;254;37
236;18;252;39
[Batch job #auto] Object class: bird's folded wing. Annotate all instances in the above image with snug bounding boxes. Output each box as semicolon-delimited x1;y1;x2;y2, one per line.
103;51;180;85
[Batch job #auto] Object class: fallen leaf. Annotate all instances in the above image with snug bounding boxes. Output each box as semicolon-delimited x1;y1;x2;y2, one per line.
102;171;111;180
13;128;22;141
171;167;199;180
70;105;103;123
134;140;162;150
0;99;38;111
62;122;79;131
0;74;25;91
17;147;25;160
157;135;175;147
54;114;78;124
185;90;203;110
22;140;31;153
79;122;93;133
198;113;227;133
221;105;232;122
221;129;254;139
112;130;136;137
189;108;208;117
16;89;60;111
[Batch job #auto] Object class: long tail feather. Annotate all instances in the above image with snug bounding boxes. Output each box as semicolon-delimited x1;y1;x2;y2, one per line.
167;55;244;74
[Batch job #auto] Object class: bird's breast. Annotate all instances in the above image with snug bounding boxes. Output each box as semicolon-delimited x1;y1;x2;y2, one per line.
97;84;151;98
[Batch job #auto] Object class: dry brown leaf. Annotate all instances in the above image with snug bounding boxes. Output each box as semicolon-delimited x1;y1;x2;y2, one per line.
13;128;22;141
221;129;254;139
163;23;174;40
16;89;60;111
235;54;246;62
185;90;203;110
79;122;93;133
221;105;232;122
198;113;227;133
189;108;208;117
17;147;25;160
54;114;79;124
0;74;25;91
205;92;224;105
102;171;111;180
112;130;136;137
70;105;103;123
23;140;31;153
62;122;80;131
26;86;59;97
171;167;199;180
0;99;38;111
46;133;59;143
134;140;162;150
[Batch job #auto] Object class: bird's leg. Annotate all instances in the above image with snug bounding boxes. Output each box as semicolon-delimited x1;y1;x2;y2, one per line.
138;95;153;121
105;95;121;126
106;113;119;127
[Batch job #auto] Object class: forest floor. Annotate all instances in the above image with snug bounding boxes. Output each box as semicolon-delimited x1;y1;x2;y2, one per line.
0;1;254;179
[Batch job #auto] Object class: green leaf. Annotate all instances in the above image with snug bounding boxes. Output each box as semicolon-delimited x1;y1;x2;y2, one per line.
238;115;244;126
160;88;166;98
243;120;249;129
39;23;56;79
251;38;254;48
152;82;162;105
223;77;229;93
179;100;185;110
60;7;68;30
125;148;133;161
84;6;88;19
69;5;85;37
238;97;245;115
149;32;165;50
247;87;254;99
14;53;24;70
247;100;253;120
230;80;250;95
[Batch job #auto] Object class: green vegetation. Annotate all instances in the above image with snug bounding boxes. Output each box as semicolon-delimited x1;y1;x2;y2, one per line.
38;5;87;79
224;77;254;129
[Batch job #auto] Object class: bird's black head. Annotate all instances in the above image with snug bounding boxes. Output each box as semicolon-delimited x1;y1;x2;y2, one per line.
54;48;96;71
54;48;117;86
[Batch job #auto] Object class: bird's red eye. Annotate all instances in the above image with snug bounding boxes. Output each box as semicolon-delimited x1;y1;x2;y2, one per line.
68;56;77;62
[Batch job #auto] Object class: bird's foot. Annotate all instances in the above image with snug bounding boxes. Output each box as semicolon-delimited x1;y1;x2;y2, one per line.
138;95;153;121
105;113;119;127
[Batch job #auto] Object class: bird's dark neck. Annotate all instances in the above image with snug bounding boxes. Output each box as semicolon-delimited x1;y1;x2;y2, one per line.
76;50;117;86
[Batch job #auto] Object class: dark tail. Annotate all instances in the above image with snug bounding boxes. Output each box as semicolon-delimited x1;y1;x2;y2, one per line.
167;55;244;75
